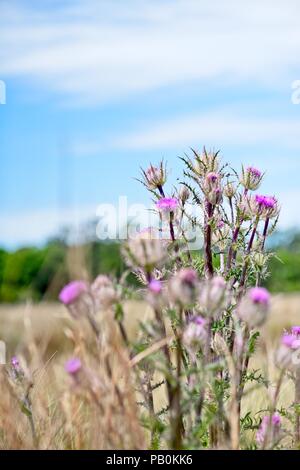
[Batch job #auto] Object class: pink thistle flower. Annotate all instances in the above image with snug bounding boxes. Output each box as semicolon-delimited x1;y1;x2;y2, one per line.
281;334;295;348
240;166;263;191
264;196;277;208
10;355;24;380
11;356;20;369
65;357;82;375
252;195;279;219
255;195;276;209
291;326;300;336
247;166;262;178
272;414;281;426
282;334;300;350
193;316;206;326
156;197;179;213
238;288;270;327
276;330;300;370
146;279;165;309
249;287;270;306
148;279;162;294
292;339;300;349
255;195;267;206
59;280;88;305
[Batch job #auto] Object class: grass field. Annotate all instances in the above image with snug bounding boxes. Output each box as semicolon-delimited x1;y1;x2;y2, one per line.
1;294;299;353
0;294;299;449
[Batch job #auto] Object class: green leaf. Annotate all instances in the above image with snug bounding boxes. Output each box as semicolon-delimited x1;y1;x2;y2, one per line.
248;331;260;355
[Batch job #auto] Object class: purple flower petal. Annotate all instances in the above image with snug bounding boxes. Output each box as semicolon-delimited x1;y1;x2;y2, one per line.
65;357;82;375
156;197;179;213
59;280;88;305
249;287;270;306
148;279;162;294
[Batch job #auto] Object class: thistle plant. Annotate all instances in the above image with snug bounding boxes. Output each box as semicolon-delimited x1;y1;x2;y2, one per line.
53;148;299;449
1;146;300;451
114;147;295;450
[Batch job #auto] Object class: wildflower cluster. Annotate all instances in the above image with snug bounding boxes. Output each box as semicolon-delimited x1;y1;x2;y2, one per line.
55;149;297;450
4;146;300;452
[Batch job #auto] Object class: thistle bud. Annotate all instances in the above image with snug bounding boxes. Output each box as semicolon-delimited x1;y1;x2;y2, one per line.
142;162;166;190
169;268;199;306
91;275;118;310
276;328;300;370
237;287;270;327
224;182;236;199
253;253;268;269
237;193;253;220
212;220;230;250
193;149;220;177
182;316;208;354
240;166;263;191
198;276;228;317
179;185;190;205
212;332;228;356
203;172;223;205
123;232;168;270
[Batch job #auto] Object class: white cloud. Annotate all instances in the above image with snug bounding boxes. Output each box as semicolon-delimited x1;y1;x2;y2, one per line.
115;111;300;150
1;0;300;104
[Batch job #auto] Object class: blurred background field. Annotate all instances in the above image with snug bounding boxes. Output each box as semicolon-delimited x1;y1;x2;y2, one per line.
0;227;300;304
1;224;299;360
1;293;299;357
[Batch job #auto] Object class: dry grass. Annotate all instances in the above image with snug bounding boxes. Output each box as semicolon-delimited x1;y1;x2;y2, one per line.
0;294;299;449
0;302;146;449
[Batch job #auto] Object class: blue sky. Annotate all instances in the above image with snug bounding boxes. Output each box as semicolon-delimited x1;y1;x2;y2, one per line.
1;0;300;248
